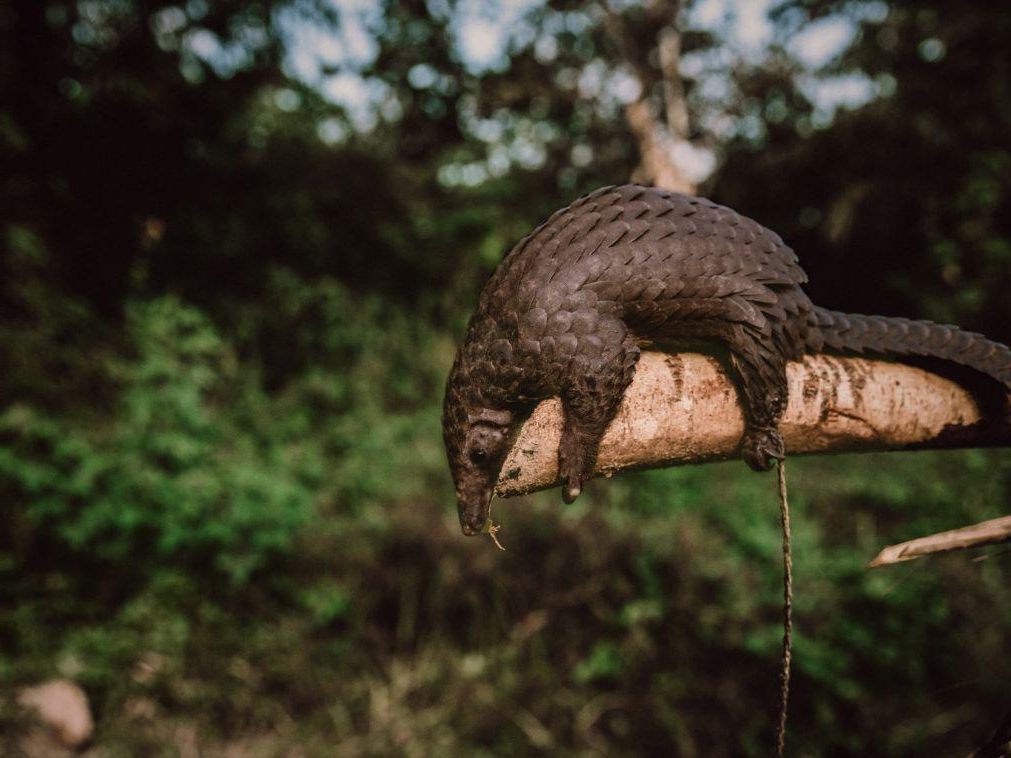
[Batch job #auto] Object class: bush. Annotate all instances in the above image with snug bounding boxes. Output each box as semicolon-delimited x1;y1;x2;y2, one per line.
0;296;314;585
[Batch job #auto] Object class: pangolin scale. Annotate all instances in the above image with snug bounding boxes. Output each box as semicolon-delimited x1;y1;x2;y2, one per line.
443;184;1011;535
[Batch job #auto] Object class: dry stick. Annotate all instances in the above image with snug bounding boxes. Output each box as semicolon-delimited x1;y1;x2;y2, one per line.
867;515;1011;568
486;502;507;551
775;459;793;758
488;522;506;551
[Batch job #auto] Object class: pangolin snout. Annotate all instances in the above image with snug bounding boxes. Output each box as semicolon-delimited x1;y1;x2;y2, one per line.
456;486;492;536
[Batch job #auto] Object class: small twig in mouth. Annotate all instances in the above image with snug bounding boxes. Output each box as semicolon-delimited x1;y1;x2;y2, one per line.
488;521;506;551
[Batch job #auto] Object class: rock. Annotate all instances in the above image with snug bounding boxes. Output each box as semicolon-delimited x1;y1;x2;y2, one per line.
17;679;94;748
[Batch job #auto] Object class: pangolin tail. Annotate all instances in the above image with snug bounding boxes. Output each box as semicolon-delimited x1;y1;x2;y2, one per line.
810;307;1011;388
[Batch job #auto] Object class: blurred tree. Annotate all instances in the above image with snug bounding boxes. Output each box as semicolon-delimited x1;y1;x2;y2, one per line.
2;0;285;311
717;0;1011;340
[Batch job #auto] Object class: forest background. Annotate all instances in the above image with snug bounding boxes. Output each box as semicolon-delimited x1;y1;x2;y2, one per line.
1;0;1010;754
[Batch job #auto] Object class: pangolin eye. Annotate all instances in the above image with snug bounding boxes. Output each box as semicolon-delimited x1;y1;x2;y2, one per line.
470;448;487;464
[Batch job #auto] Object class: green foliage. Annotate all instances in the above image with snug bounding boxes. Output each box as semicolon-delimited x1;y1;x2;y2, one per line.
1;296;314;584
240;268;451;514
0;276;456;587
573;641;625;684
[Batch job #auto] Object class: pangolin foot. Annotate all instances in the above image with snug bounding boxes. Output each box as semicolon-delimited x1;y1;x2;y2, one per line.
742;426;785;472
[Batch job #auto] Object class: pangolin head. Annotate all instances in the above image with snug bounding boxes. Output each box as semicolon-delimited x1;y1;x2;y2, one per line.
442;351;517;536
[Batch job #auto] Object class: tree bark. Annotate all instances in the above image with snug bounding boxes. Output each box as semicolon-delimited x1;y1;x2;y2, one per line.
495;352;1010;498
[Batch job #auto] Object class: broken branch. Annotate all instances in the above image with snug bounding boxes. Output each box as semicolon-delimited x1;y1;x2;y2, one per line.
867;516;1011;568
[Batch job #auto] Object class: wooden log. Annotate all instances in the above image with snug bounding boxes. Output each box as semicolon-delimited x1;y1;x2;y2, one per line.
495;352;1010;498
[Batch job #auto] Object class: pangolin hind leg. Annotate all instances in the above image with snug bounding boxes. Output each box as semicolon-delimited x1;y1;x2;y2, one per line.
725;325;790;471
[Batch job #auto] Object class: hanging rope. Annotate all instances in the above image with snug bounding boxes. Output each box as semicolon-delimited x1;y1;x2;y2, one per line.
775;459;793;757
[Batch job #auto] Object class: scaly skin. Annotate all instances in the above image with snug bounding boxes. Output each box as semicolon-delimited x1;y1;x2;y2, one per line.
442;185;1011;535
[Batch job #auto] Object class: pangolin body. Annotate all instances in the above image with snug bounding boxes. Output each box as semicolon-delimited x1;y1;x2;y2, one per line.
443;184;1011;535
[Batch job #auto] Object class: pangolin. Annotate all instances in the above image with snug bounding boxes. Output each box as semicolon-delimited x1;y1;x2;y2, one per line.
442;184;1011;535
